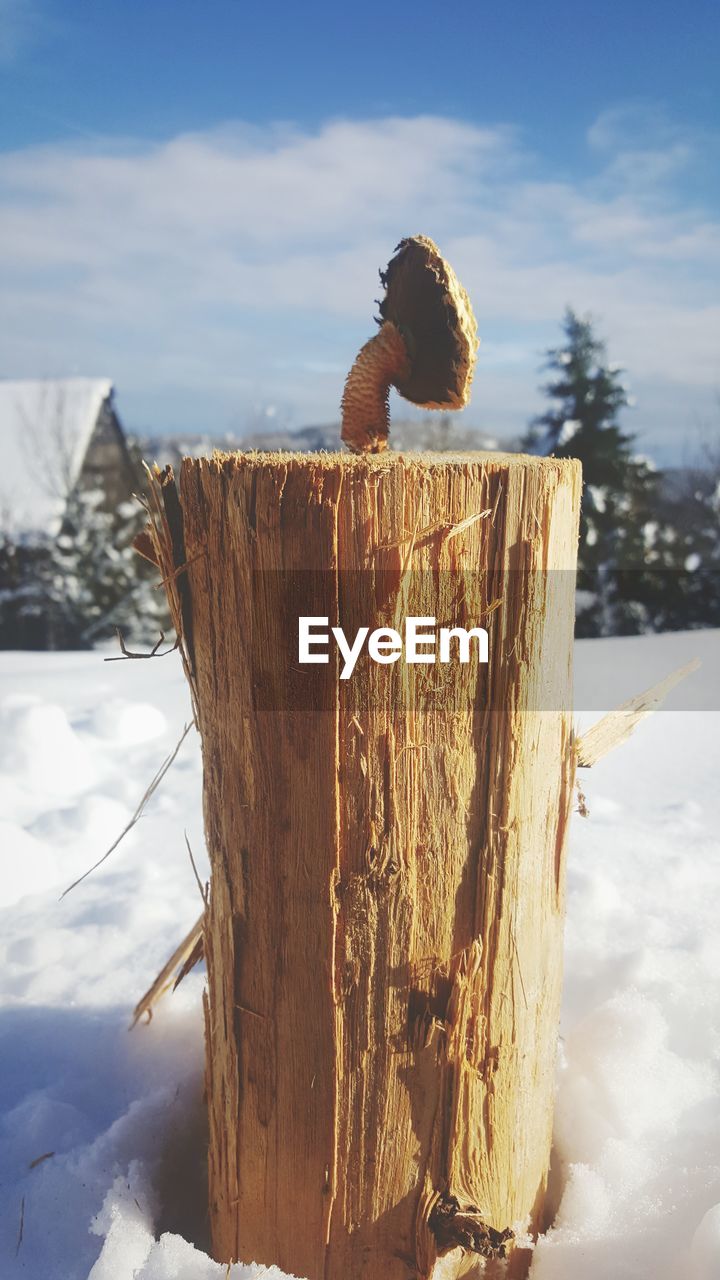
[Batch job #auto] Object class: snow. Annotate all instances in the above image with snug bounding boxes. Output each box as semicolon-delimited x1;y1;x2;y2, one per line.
558;419;581;447
691;1204;720;1279
1;630;719;1279
0;378;113;537
586;484;607;514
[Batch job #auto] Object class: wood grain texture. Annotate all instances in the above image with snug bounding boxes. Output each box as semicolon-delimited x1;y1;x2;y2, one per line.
147;451;581;1280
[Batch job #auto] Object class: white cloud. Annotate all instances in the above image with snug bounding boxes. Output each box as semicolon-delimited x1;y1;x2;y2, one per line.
587;102;685;154
0;111;718;457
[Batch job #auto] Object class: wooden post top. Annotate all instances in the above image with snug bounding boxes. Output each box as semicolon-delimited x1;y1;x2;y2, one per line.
180;449;578;475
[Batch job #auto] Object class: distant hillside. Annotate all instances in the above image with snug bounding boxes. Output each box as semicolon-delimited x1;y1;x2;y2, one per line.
139;417;517;464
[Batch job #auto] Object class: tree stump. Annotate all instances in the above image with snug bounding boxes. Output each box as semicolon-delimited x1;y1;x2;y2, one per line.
146;450;581;1280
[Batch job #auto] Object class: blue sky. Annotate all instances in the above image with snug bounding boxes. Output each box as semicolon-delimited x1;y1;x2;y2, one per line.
1;0;719;461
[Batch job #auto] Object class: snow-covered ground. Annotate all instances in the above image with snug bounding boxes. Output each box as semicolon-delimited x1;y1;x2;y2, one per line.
1;631;719;1279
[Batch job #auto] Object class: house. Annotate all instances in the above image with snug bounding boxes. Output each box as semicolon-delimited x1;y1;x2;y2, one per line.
0;378;138;540
0;379;143;649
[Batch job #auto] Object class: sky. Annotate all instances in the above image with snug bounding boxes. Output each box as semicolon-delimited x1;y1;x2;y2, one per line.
0;0;719;463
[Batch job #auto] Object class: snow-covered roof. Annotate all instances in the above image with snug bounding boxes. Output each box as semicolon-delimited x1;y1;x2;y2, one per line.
0;378;113;536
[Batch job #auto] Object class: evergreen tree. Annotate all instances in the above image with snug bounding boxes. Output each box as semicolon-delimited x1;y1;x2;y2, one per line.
652;445;720;631
0;528;51;647
44;488;168;647
525;309;671;636
0;490;168;649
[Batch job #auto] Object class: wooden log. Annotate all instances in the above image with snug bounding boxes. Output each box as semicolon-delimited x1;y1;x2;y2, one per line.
146;450;581;1280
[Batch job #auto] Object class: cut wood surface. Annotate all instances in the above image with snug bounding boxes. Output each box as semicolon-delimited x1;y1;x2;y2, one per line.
146;451;581;1280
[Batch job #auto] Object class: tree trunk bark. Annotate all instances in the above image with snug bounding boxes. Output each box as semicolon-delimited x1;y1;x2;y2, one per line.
146;450;581;1280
